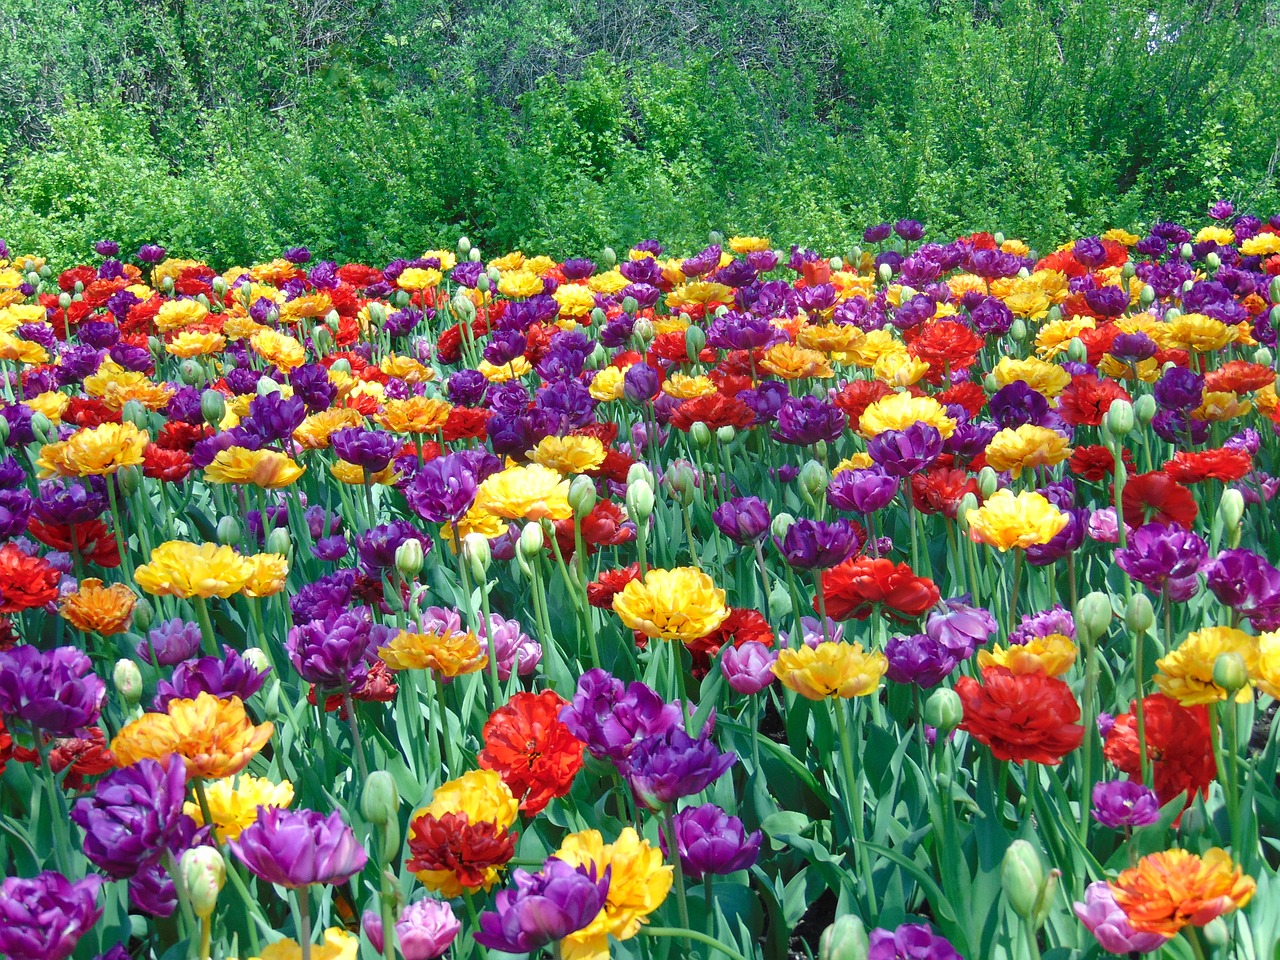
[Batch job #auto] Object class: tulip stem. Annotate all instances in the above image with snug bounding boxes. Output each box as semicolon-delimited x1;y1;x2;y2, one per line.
641;928;748;960
752;541;772;608
296;888;313;960
433;672;459;775
1021;918;1042;960
106;476;134;582
1132;623;1152;788
193;596;218;657
341;689;370;784
813;571;831;645
662;805;693;942
193;778;219;849
1008;550;1023;638
835;700;876;917
32;733;72;875
1185;928;1208;960
198;916;212;960
162;848;198;945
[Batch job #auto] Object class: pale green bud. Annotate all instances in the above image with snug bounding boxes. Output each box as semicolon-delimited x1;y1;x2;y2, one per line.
121;400;150;429
626;463;654;488
1206;252;1221;271
265;526;292;558
924;688;963;735
517;522;544;563
1254;347;1273;367
829;257;843;272
1270;276;1280;305
1066;337;1087;364
242;648;271;673
1125;593;1154;634
331;359;352;376
30;412;55;445
685;325;706;360
1133;394;1157;426
362;770;400;827
1218;488;1245;532
589;307;607;327
1180;242;1194;261
799;460;829;504
569;474;598;517
181;846;225;920
770;512;795;541
1212;652;1249;697
1121;262;1136;281
1010;318;1028;342
1104;399;1135;437
956;492;979;530
216;516;242;547
395;539;425;578
457;236;472;255
602;247;617;267
469;247;482;262
633;318;654;346
1139;284;1155;308
178;359;205;386
768;583;792;619
1202;917;1229;948
716;425;735;444
58;292;72;310
462;532;491;583
113;659;143;706
131;596;154;633
818;915;869;960
621;296;638;316
1076;591;1113;644
1002;840;1045;920
878;263;892;284
256;376;281;397
116;465;141;497
212;277;228;299
709;231;724;246
200;389;226;426
690;421;712;448
626;477;655;522
476;273;491;293
993;232;1006;246
977;467;999;499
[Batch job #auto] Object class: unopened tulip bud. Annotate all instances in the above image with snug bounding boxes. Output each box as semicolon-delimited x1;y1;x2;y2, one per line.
1271;306;1280;331
1206;252;1221;271
664;462;697;506
178;359;205;386
768;583;792;619
1201;917;1229;948
362;770;400;827
1180;242;1194;261
181;846;225;920
621;296;638;316
518;521;544;560
312;325;333;352
690;421;712;448
1252;345;1273;367
367;302;386;327
0;416;10;445
1139;284;1155;307
1213;652;1249;697
924;687;963;735
457;236;471;255
602;246;617;267
1076;591;1113;644
1269;276;1280;305
1031;868;1060;929
1010;318;1028;342
462;533;490;582
982;373;999;394
716;425;735;444
1167;305;1183;321
1133;394;1157;425
1002;840;1045;920
1046;304;1061;323
877;263;892;284
627;463;654;488
685;325;706;361
116;465;141;497
1066;337;1087;363
799;461;829;505
589;307;606;327
58;292;72;310
770;512;795;541
113;659;143;706
394;290;411;308
265;526;292;558
242;648;270;673
626;478;655;522
395;539;425;578
216;516;242;546
256;376;281;397
1104;399;1135;437
200;389;226;426
569;474;597;517
1121;262;1136;281
708;231;723;246
1125;593;1154;634
475;274;490;294
331;359;352;376
632;317;654;346
30;411;54;444
977;467;999;499
956;493;979;530
1218;488;1245;532
132;596;154;632
211;277;227;299
818;915;869;960
468;247;481;262
121;400;149;430
585;344;607;369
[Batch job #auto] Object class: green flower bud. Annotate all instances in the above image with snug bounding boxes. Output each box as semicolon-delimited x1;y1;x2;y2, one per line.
829;257;843;272
200;389;226;426
312;325;333;353
468;247;482;262
602;247;617;267
1045;304;1061;323
367;302;387;327
1218;488;1245;532
768;583;793;619
878;263;893;284
663;461;697;506
633;317;654;346
1139;284;1156;308
113;659;143;706
1031;868;1061;929
331;359;352;376
1201;917;1229;948
216;516;242;546
116;465;141;497
621;296;638;316
1104;399;1135;437
716;425;735;444
771;512;795;541
1066;337;1087;364
58;292;72;310
1270;276;1280;305
1076;591;1113;644
453;294;477;322
1212;652;1249;697
956;492;979;530
569;474;598;518
121;400;150;430
924;687;963;735
818;915;869;960
1010;318;1028;342
242;648;271;673
518;521;545;560
132;596;154;633
626;478;655;522
977;467;999;499
1254;347;1273;367
1002;840;1045;920
685;325;707;361
394;290;411;308
1133;394;1157;425
993;232;1006;247
708;231;724;246
256;376;281;397
1206;252;1221;271
265;526;292;558
457;236;472;255
982;373;999;394
690;421;712;449
1125;593;1154;634
395;539;425;578
1271;305;1280;332
462;532;491;583
147;335;164;355
181;846;225;920
160;275;175;293
212;277;228;299
178;359;206;386
362;770;400;827
1180;242;1194;261
848;246;862;265
799;460;830;505
30;412;54;444
626;463;654;488
0;416;10;445
585;344;608;370
1166;306;1183;321
1121;262;1136;281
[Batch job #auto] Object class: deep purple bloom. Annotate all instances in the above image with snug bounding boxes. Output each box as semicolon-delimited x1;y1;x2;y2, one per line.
1153;366;1203;411
925;597;997;660
1209;200;1234;220
0;646;105;736
0;872;103;960
312;535;350;562
720;641;778;694
153;647;270;710
559;669;684;762
405;453;479;523
331;427;401;473
867;423;943;477
774;518;858;570
0;487;33;538
893;219;925;242
95;240;120;257
623;727;737;809
137;244;166;263
357;520;430;572
244;392;307;444
71;758;194;879
32;477;109;526
1114;523;1208;589
1204;548;1280;627
284;246;312;265
1024;508;1087;566
1110;332;1159;363
772;395;846;445
1091;780;1161;829
711;496;771;545
474;859;610;953
884;634;957;687
660;803;762;880
231;807;367;890
623;363;660;403
286;609;374;690
139;618;204;666
1072;237;1107;268
990;381;1053;428
290;364;338;412
868;923;962;960
1083;285;1129;318
1073;882;1168;954
826;467;898;513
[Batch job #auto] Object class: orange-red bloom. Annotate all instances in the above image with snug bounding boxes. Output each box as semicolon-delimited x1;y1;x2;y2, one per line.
1104;693;1216;809
1204;359;1275;394
479;690;585;814
27;518;120;568
1068;444;1132;481
588;564;641;609
0;543;61;612
910;467;978;519
1163;448;1252;484
405;812;516;892
1057;374;1131;428
669;394;756;432
1110;848;1255;937
1120;472;1198;529
13;727;115;791
956;666;1084;765
686;607;775;677
820;556;941;623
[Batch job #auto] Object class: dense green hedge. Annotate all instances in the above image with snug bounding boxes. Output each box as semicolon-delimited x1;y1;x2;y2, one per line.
1;0;1276;265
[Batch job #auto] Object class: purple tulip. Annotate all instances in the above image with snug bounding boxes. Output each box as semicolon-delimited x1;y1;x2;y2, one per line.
623;727;737;810
712;496;771;545
0;646;105;736
284;246;312;265
153;647;270;710
772;395;846;446
868;923;962;960
286;609;374;690
137;244;166;263
1115;523;1208;590
1073;882;1168;954
867;424;943;478
774;518;859;570
925;597;997;660
1008;604;1076;645
885;634;957;688
0;872;103;960
71;758;194;879
404;453;479;523
721;641;778;695
474;858;610;953
365;899;461;960
660;803;762;881
331;427;402;473
1091;780;1161;829
559;669;684;762
230;806;368;888
826;467;898;513
480;613;542;680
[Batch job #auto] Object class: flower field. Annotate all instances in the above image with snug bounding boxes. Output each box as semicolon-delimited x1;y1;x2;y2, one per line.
2;213;1280;960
